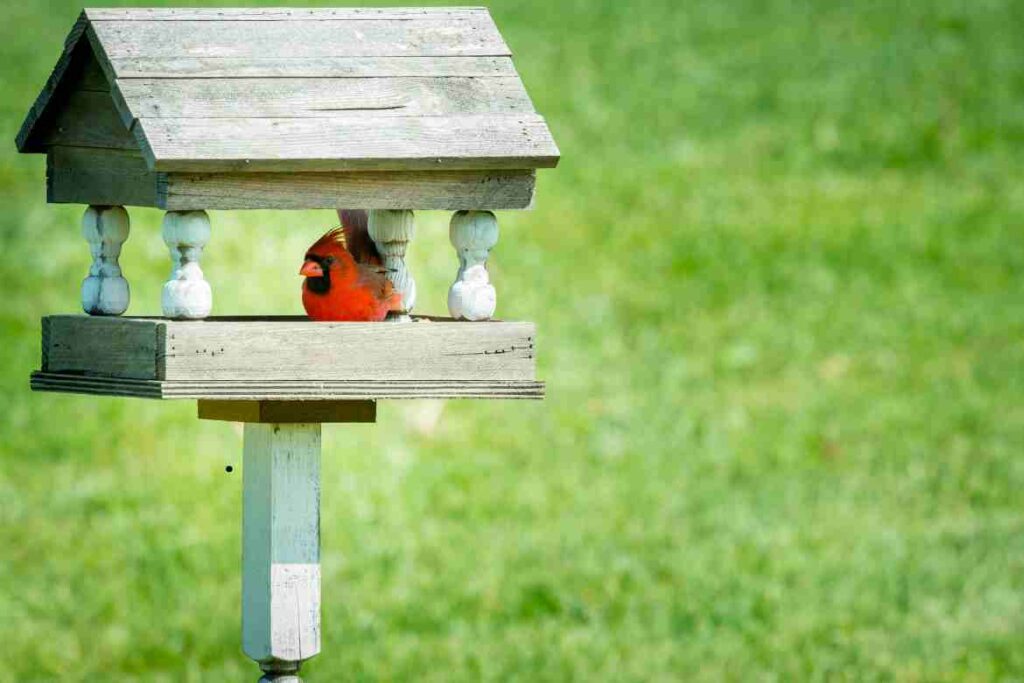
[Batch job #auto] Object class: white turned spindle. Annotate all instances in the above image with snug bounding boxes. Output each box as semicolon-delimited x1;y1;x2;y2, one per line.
367;209;416;321
243;423;321;682
161;210;212;319
448;210;498;321
81;205;130;316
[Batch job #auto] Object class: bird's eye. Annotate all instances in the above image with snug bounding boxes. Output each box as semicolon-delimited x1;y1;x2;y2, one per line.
324;256;335;265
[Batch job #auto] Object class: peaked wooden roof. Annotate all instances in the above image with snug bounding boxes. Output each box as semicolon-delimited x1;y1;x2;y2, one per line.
16;7;559;173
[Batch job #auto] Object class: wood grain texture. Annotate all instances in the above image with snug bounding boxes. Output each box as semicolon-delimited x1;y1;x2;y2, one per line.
31;373;545;400
85;7;492;21
242;423;321;668
42;316;159;379
39;315;538;382
46;154;534;209
105;55;518;79
117;76;533;118
161;169;535;210
136;115;559;172
39;88;136;150
161;318;533;381
48;146;162;207
88;16;509;59
198;400;376;423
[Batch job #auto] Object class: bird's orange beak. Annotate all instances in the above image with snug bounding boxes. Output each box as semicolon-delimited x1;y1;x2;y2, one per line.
300;260;323;278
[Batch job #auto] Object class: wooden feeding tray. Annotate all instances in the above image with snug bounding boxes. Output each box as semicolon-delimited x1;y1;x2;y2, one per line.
33;315;542;400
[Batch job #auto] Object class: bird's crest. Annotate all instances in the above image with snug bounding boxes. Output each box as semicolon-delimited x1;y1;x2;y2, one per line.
310;226;348;253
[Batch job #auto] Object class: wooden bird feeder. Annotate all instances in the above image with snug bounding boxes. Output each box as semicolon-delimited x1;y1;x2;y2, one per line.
16;7;557;680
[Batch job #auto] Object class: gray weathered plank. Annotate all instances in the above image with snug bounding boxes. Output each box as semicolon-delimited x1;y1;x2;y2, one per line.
117;76;533;119
162;169;535;210
160;318;535;381
48;145;162;207
40;88;136;150
31;372;545;400
40;315;536;382
46;149;534;209
106;55;517;79
89;17;510;59
42;316;161;379
85;7;490;21
136;115;559;172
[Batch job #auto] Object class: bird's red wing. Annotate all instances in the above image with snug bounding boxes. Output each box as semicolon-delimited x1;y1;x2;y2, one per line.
337;209;384;266
356;264;402;311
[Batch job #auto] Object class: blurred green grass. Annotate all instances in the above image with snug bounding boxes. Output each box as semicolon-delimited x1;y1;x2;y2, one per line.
2;0;1023;679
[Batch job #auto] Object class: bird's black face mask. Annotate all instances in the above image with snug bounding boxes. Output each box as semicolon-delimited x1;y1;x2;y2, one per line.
304;254;332;294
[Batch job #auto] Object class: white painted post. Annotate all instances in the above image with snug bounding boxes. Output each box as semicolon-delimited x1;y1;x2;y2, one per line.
448;210;498;321
161;210;212;319
81;205;130;316
243;423;321;682
367;209;416;321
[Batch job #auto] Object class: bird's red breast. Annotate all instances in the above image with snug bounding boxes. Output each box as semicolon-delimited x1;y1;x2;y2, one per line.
300;212;401;322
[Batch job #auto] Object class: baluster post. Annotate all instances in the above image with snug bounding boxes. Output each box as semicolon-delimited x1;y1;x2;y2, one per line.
81;205;130;316
448;210;498;321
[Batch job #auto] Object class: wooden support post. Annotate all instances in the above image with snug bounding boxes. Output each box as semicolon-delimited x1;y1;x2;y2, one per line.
81;205;130;316
367;209;415;321
162;209;212;319
243;423;321;682
448;210;498;321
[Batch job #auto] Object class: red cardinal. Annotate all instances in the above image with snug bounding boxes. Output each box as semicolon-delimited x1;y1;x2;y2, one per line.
300;210;401;321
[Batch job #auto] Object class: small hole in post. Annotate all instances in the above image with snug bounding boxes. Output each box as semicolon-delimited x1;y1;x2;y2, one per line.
225;465;234;473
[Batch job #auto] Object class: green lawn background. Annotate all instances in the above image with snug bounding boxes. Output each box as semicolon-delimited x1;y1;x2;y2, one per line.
1;0;1023;680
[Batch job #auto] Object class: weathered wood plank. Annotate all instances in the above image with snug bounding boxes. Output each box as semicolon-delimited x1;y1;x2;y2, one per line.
82;24;145;132
42;316;161;379
118;76;533;119
48;146;162;207
40;315;537;383
40;88;137;150
89;17;510;59
106;55;517;79
46;151;534;209
161;318;535;381
164;169;534;211
31;373;545;400
86;7;490;21
198;400;376;423
137;115;559;172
